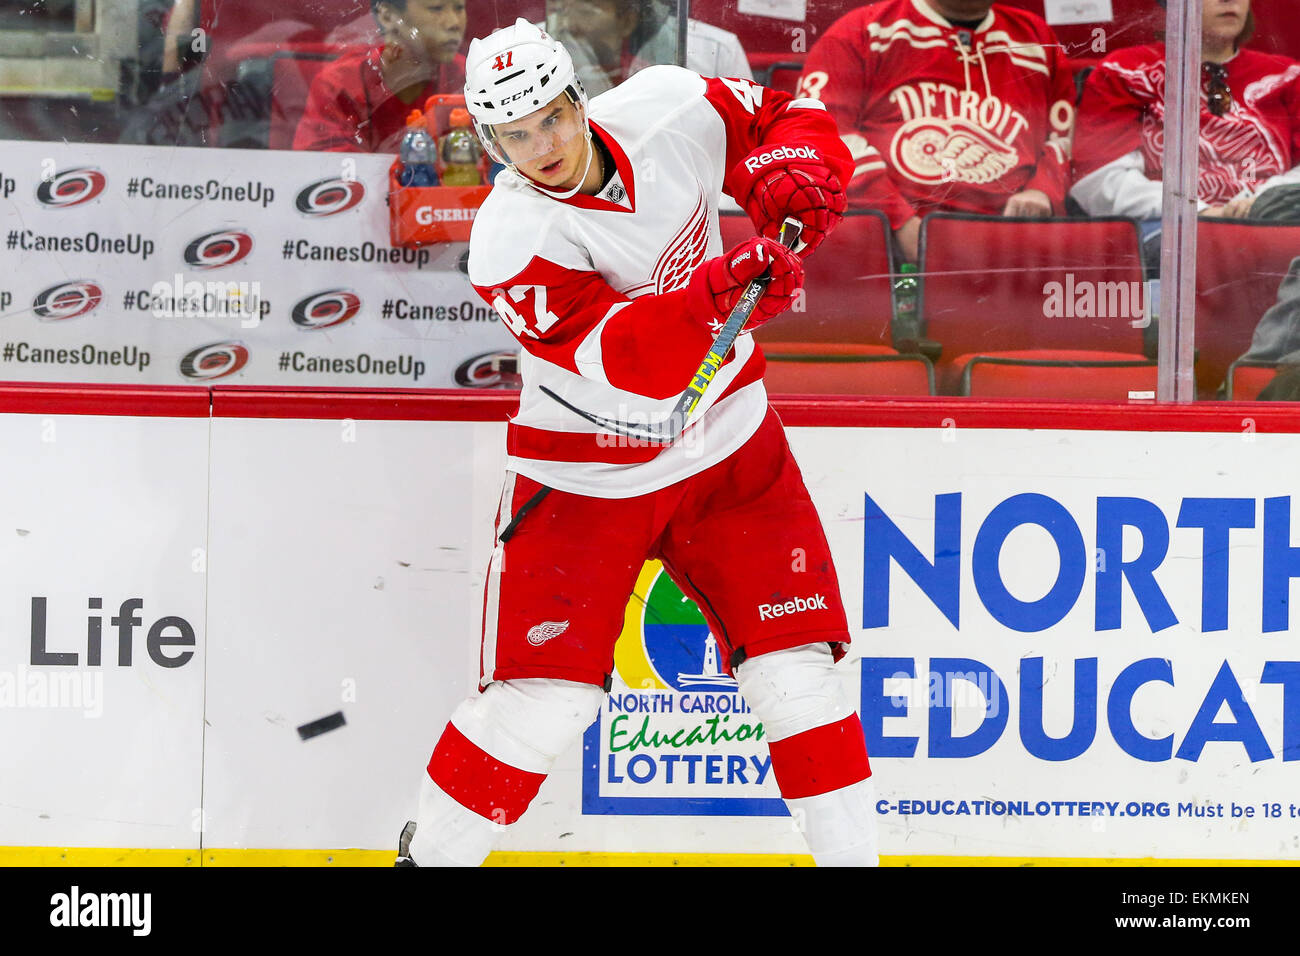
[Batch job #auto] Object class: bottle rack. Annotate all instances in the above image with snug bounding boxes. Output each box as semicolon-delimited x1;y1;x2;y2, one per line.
388;94;492;247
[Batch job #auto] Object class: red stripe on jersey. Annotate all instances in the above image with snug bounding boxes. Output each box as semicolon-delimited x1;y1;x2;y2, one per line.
508;422;666;464
766;714;872;799
427;722;547;825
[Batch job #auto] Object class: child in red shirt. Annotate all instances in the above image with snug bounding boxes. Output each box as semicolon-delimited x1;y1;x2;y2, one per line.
294;0;467;153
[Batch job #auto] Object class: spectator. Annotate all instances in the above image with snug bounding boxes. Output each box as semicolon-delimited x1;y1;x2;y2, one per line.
797;0;1076;262
544;0;752;98
294;0;467;153
1072;0;1300;220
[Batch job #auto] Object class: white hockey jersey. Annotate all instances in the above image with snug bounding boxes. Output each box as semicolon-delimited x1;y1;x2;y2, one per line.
467;65;852;498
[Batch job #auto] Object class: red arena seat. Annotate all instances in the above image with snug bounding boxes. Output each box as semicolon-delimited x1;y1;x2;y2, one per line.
918;214;1153;397
762;342;935;396
961;350;1158;399
720;209;931;394
1226;360;1280;401
1195;220;1300;397
748;52;804;87
720;209;897;346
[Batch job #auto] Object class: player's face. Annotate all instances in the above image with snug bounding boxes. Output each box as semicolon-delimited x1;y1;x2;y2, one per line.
387;0;467;64
1203;0;1250;46
494;96;589;189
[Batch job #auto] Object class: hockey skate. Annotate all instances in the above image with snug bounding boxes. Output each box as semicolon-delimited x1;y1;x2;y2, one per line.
394;820;418;867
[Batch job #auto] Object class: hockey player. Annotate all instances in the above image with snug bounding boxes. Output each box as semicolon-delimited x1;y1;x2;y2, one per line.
398;19;877;867
797;0;1076;261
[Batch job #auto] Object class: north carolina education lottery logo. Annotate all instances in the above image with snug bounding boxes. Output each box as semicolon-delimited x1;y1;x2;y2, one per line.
295;178;366;217
292;290;362;330
581;560;784;817
36;167;107;208
178;340;249;380
183;229;254;269
32;280;103;321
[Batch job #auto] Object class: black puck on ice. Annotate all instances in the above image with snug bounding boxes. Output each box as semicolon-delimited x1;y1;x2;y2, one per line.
297;711;346;740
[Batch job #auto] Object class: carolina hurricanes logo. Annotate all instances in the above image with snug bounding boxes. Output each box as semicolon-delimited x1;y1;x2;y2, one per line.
32;281;103;320
454;350;520;388
179;341;249;380
651;192;710;294
184;230;254;269
36;168;107;208
295;178;366;217
292;290;361;330
527;620;569;646
891;117;1018;186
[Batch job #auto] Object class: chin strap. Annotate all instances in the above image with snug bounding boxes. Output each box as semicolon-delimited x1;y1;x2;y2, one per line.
514;130;596;201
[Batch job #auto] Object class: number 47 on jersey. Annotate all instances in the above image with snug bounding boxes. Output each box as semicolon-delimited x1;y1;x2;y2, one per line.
491;285;561;339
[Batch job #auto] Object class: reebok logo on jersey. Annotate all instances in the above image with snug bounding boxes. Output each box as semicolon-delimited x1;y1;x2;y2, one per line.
757;594;828;621
743;145;821;174
527;620;570;646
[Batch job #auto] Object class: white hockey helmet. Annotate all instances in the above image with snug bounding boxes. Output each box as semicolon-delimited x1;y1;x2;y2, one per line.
464;17;589;166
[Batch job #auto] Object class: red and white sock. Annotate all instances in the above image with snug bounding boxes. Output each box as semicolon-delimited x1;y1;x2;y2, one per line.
736;644;879;867
410;678;604;866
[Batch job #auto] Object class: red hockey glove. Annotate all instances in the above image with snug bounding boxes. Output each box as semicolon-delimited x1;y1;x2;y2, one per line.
730;143;846;257
685;235;804;333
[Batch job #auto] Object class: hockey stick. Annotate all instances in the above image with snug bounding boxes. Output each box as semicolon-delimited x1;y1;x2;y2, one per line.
540;217;804;445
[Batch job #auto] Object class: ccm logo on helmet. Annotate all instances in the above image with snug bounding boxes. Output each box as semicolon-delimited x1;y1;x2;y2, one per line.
757;593;828;620
743;145;821;173
501;86;536;105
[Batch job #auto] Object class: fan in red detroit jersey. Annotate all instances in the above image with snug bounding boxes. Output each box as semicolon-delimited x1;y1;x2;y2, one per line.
797;0;1076;261
394;19;880;868
1072;0;1300;220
